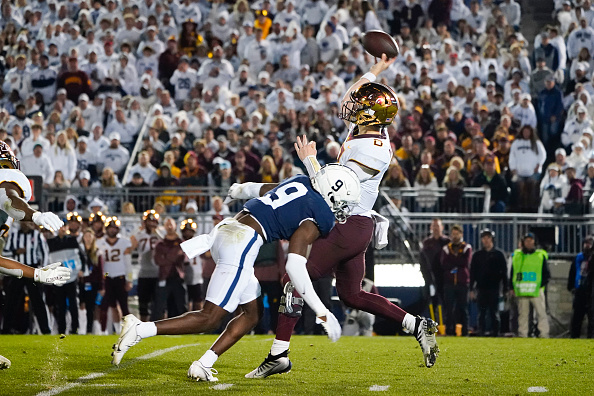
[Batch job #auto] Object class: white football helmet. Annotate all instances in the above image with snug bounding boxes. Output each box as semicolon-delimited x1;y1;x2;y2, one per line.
311;164;361;223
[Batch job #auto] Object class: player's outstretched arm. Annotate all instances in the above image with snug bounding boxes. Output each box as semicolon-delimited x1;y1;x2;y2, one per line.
285;221;341;342
0;182;63;231
0;256;70;285
225;182;277;203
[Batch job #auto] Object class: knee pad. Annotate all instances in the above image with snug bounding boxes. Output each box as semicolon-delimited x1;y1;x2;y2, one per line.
279;281;304;318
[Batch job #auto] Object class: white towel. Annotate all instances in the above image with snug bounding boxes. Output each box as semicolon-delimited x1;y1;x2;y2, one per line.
181;218;235;259
370;210;389;250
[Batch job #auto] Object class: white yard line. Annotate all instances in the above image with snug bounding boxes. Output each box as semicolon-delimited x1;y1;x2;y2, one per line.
211;383;234;390
35;343;201;396
369;385;390;391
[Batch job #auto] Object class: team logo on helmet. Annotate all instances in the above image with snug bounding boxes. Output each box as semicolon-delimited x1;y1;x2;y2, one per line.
339;82;400;126
0;140;20;170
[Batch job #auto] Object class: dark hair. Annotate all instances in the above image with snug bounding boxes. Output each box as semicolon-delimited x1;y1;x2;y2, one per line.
519;125;539;153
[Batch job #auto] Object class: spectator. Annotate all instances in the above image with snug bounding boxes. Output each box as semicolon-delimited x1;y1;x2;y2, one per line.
48;131;77;183
125;173;152;213
153;163;182;212
21;143;54;186
414;164;438;212
153;217;187;319
531;33;559;72
564;165;585;214
443;166;466;212
105;107;138;150
98;132;131;177
472;155;509;212
382;162;411;189
76;136;98;180
584;163;594;190
125;151;158;185
258;155;279;183
567;236;594;338
562;106;592;149
509;125;546;212
566;142;589;178
537;76;564;148
440;224;472;336
20;123;50;157
469;229;508;337
57;56;92;104
510;233;550;338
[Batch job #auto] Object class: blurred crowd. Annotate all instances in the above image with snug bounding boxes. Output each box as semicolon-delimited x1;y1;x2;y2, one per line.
1;0;594;217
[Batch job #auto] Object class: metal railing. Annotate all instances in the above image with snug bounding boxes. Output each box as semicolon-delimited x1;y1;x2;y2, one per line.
379;187;491;213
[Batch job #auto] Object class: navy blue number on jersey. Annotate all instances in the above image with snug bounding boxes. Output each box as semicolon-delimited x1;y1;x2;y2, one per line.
244;175;335;243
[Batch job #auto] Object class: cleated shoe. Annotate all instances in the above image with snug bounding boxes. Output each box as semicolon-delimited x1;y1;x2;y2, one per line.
111;314;142;365
413;316;439;368
245;350;292;379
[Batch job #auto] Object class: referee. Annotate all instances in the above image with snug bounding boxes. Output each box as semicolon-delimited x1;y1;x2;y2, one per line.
2;221;51;334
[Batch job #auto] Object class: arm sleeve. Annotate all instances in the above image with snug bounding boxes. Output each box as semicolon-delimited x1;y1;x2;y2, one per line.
285;253;328;316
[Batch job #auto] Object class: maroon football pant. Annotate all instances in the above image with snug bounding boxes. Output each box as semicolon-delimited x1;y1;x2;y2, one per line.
275;215;407;342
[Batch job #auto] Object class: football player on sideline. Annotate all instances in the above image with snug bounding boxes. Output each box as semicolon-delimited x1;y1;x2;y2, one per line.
111;165;361;382
0;140;68;369
247;54;439;379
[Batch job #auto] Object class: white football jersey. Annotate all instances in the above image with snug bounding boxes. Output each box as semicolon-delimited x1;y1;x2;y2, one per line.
97;237;132;278
0;169;32;201
132;229;162;278
338;125;392;216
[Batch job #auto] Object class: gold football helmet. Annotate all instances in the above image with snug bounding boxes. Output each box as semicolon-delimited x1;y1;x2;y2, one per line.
340;82;400;126
0;140;20;170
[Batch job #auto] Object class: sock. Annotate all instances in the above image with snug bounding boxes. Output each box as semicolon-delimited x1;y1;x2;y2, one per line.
137;322;157;339
114;321;122;334
270;339;290;356
198;349;218;368
402;313;416;333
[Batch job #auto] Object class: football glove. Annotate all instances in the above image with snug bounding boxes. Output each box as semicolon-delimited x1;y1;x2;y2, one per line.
316;311;341;342
34;262;71;286
226;183;263;200
32;211;64;232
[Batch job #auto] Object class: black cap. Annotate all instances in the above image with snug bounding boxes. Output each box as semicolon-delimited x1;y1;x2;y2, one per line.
480;228;495;239
523;232;536;240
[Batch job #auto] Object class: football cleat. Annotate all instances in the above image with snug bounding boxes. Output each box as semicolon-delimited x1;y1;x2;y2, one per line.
413;316;439;368
245;350;292;379
187;361;218;382
111;314;142;365
0;355;11;369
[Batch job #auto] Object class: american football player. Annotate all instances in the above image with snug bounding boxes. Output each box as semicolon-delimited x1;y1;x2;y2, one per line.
0;140;68;369
111;166;360;382
247;54;439;379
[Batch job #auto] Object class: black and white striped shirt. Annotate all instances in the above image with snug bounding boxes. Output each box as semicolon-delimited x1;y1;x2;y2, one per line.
3;227;49;268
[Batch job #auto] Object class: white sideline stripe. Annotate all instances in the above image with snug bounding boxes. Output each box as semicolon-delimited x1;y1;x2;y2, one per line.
369;385;390;391
211;383;234;390
528;387;549;393
36;343;200;396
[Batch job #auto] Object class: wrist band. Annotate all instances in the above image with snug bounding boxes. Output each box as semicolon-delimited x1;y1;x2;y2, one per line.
361;72;377;82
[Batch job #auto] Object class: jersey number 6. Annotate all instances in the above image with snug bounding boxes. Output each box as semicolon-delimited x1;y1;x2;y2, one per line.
259;182;308;209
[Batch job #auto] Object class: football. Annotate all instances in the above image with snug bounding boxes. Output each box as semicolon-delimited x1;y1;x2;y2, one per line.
361;30;400;59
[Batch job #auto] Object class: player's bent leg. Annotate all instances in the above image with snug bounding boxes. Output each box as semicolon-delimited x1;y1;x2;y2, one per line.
336;254;439;367
210;297;263;357
0;355;11;369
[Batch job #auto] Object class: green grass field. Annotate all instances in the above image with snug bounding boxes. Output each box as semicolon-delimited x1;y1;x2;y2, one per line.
0;334;592;395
